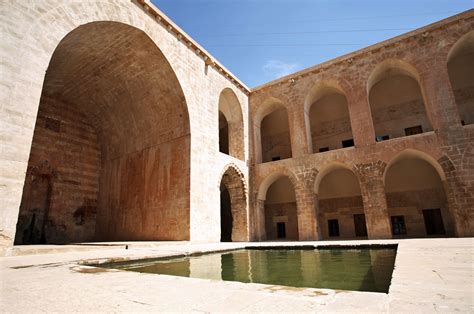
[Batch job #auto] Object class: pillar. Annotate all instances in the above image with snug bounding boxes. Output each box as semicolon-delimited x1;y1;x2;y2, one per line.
418;58;462;131
293;168;320;241
354;161;392;239
288;106;311;158
346;84;376;148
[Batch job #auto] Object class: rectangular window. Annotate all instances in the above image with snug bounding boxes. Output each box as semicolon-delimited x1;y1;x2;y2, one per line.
376;135;390;142
272;156;281;161
276;222;286;238
353;214;368;237
328;219;340;237
404;125;423;136
391;216;407;235
319;147;329;152
342;139;354;148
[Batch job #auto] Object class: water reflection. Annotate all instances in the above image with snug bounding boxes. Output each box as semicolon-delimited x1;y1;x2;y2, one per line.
106;248;396;293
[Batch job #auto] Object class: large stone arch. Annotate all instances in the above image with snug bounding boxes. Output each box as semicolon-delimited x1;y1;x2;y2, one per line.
1;1;199;251
218;88;245;160
314;162;365;239
367;59;434;141
304;81;354;154
218;164;248;242
447;30;474;126
254;97;292;163
383;149;454;238
255;169;299;240
14;21;191;244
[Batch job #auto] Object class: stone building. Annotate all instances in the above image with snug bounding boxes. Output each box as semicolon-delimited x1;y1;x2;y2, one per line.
0;1;472;255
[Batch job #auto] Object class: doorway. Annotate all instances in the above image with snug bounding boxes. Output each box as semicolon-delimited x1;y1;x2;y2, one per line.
276;222;286;239
354;214;368;237
423;209;446;235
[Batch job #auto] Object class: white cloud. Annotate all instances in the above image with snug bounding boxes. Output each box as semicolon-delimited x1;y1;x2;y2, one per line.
262;59;299;79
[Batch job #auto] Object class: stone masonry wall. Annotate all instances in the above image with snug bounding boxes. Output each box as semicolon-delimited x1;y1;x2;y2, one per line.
264;202;299;240
15;95;100;244
0;0;250;254
250;10;474;241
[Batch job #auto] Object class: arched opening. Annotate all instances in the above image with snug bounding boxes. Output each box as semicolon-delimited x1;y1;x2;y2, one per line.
384;150;454;238
260;108;292;163
368;60;433;141
218;88;244;160
220;185;232;242
447;31;474;126
14;22;190;245
305;83;354;153
315;164;366;239
219;112;229;155
263;176;299;240
219;166;248;242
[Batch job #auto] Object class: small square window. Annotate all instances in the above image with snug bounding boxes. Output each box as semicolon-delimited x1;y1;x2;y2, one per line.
272;156;281;161
404;125;423;136
391;216;407;235
319;147;329;152
45;117;60;132
328;219;340;237
376;135;390;142
342;139;354;148
461;120;465;126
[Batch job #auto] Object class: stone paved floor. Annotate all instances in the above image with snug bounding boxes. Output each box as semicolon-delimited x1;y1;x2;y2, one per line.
0;238;472;312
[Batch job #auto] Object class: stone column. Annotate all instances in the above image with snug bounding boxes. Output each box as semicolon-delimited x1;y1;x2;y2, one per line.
346;85;376;148
255;198;267;241
354;161;392;239
417;59;461;130
287;106;311;158
295;187;319;240
293;168;320;241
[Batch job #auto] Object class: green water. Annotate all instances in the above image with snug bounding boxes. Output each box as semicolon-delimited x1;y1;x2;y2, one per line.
103;247;397;293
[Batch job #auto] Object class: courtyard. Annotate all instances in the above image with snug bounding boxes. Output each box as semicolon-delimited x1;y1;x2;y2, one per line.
1;1;473;312
1;238;472;312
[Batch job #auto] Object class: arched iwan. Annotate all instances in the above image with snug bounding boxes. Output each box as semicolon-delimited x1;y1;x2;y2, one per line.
14;22;191;244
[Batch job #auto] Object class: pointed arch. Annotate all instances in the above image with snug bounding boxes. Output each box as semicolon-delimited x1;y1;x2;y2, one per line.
254;98;292;163
14;21;191;244
257;169;300;240
383;149;454;238
218;88;244;159
367;59;433;141
315;162;365;239
219;164;248;242
447;30;474;126
304;82;354;153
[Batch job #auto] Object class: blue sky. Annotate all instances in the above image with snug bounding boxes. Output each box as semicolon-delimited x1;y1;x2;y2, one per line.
151;0;473;88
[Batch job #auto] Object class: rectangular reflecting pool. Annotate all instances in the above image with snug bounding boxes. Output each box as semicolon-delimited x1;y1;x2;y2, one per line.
100;246;397;293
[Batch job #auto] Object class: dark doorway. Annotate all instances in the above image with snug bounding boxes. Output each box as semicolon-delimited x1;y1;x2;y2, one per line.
276;222;286;239
328;219;340;237
423;209;446;235
354;214;368;237
220;186;233;242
